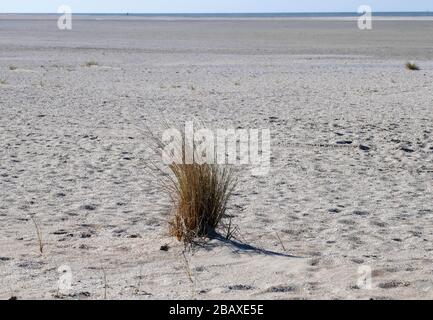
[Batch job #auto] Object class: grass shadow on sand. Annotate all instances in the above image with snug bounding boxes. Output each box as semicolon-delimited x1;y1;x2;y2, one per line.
196;231;303;258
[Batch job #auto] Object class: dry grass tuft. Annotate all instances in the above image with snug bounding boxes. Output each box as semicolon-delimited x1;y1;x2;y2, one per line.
149;123;237;243
169;162;235;242
405;62;420;71
85;61;99;67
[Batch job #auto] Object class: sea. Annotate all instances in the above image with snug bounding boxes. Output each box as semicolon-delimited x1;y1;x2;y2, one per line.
105;12;433;18
6;12;433;18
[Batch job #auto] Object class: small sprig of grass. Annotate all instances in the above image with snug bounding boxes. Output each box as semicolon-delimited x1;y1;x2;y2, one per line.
405;62;420;71
102;269;108;299
30;214;44;254
182;252;196;299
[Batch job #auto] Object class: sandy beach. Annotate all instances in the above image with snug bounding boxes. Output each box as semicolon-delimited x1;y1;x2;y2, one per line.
1;16;433;299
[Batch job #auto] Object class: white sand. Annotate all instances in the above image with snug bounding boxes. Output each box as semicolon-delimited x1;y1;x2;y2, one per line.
1;16;433;300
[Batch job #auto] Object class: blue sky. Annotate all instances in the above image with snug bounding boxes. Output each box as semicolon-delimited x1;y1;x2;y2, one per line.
1;0;432;13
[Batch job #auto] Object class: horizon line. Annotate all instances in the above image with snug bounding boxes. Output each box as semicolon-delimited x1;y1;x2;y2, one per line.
2;10;432;15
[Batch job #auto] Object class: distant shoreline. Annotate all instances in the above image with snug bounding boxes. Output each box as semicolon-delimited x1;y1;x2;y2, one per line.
1;11;433;17
2;12;433;21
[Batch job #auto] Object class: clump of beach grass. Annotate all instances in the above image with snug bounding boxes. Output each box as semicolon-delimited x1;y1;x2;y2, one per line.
169;162;236;242
85;61;99;67
148;123;237;243
405;62;420;71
